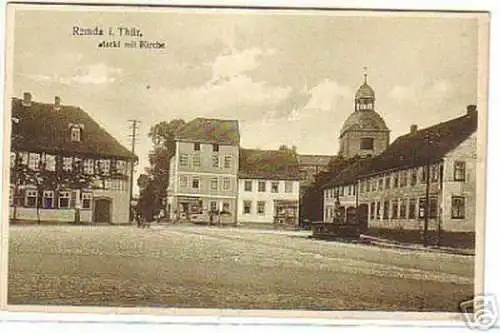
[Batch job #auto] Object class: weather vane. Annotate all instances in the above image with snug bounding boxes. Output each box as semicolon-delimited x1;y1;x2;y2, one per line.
363;66;368;84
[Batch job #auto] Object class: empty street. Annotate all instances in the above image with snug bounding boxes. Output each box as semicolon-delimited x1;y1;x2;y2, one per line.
8;225;473;312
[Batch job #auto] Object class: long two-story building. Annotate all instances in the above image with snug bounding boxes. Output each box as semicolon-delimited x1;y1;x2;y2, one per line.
166;118;240;224
9;92;137;224
323;105;478;234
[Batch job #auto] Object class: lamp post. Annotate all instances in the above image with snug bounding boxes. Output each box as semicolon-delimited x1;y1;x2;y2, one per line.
422;131;440;247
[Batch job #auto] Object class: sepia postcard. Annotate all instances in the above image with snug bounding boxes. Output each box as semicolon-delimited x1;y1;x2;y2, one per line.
0;1;493;328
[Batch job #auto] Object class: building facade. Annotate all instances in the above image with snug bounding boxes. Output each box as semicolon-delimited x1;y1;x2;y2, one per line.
9;93;137;224
166;118;240;224
297;154;334;190
338;73;390;159
238;149;301;227
323;105;478;233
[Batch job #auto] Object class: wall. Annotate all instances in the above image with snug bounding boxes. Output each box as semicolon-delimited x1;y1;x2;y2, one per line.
340;130;389;159
94;184;130;224
323;185;357;222
237;178;299;224
9;184;130;224
167;140;239;224
176;141;239;176
359;165;442;231
441;132;477;232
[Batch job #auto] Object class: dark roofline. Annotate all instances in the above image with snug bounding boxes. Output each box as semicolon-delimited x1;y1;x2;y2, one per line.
11;97;137;161
324;109;477;188
239;148;301;181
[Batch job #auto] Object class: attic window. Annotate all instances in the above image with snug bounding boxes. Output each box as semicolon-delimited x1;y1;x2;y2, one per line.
69;123;84;142
71;127;81;142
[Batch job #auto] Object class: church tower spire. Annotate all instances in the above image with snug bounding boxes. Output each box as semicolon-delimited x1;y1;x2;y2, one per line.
355;67;375;112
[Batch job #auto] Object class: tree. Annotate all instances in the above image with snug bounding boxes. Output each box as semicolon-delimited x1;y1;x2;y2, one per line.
136;119;186;221
278;144;297;154
300;155;362;223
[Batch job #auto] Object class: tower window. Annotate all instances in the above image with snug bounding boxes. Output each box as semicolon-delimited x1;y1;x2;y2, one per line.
360;138;374;150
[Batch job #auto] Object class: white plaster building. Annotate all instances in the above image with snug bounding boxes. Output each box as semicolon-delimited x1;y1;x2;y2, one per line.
237;149;301;227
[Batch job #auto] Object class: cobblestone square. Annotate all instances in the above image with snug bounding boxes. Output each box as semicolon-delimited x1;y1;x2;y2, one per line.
8;225;474;311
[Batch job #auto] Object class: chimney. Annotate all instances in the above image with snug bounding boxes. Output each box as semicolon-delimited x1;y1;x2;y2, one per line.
22;92;32;107
54;96;61;110
410;124;418;134
467;104;477;115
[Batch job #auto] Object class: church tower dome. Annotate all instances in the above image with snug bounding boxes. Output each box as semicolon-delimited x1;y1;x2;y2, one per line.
338;68;390;159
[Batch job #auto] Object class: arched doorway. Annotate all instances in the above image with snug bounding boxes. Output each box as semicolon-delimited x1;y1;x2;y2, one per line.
94;198;112;223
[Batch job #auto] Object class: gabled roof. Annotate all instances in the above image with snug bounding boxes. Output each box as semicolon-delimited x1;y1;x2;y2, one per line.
323;107;478;188
239;148;301;181
359;109;478;177
297;154;335;166
175;117;240;145
322;158;373;189
11;97;136;160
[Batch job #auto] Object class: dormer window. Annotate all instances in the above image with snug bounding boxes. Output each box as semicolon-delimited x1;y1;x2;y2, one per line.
69;123;84;142
71;127;81;142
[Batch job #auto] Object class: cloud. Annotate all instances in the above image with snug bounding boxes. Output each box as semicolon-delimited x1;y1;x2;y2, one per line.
26;63;123;85
70;63;123;84
140;48;291;122
209;47;276;81
303;79;352;111
389;79;455;104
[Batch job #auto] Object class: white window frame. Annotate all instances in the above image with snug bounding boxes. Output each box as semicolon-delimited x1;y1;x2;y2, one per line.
179;153;189;167
224;155;232;169
180;175;188;188
258;181;266;192
99;159;111;175
63;157;73;172
84;159;94;175
285;181;293;193
70;126;81;142
223;178;231;191
45;154;56;171
116;160;126;174
210;178;218;190
257;201;266;215
43;190;54;209
243;200;252;214
271;181;279;193
454;161;466;181
28;152;40;170
25;189;38;207
212;153;219;168
82;192;93;210
192;177;200;190
192;153;201;168
58;191;71;209
451;196;466;219
244;180;252;192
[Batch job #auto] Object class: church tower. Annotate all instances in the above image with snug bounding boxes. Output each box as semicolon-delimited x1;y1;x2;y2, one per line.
338;69;390;159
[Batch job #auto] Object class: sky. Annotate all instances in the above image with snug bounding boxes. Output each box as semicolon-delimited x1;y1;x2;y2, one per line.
9;6;481;195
